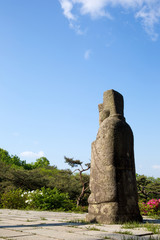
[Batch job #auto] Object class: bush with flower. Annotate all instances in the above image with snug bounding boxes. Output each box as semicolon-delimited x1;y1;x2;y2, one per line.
0;187;75;211
139;199;160;216
26;187;75;211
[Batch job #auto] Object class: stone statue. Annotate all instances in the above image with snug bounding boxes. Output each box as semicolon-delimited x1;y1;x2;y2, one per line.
86;89;142;224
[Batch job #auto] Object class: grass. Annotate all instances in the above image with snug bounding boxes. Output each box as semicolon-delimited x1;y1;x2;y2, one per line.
145;223;160;234
67;225;78;228
122;221;141;229
67;219;90;224
67;219;160;235
114;230;133;235
26;219;35;222
0;238;13;240
122;237;160;240
122;237;139;240
87;226;101;231
147;215;160;220
40;217;47;220
122;221;160;235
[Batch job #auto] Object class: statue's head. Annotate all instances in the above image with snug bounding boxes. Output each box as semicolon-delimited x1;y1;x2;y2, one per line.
99;89;124;124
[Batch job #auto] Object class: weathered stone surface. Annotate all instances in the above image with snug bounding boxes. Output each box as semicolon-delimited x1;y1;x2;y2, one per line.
86;89;142;224
0;209;159;240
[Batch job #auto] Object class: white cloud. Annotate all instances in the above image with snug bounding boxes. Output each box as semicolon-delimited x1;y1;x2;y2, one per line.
20;151;44;159
84;49;91;59
59;0;85;34
135;4;160;41
59;0;160;40
69;21;84;35
59;0;75;20
152;165;160;170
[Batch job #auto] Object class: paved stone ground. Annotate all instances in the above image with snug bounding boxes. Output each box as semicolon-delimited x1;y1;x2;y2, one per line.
0;209;159;240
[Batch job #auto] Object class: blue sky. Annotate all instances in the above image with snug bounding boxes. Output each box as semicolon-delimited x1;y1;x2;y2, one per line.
0;0;160;177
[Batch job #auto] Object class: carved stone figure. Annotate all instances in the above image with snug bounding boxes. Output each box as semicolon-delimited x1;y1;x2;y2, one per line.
86;89;142;224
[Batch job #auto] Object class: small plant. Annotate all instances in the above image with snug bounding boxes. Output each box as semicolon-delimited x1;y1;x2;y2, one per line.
67;219;89;224
122;237;139;240
122;221;141;229
145;223;160;234
67;225;78;228
27;219;33;222
87;226;100;231
114;230;133;235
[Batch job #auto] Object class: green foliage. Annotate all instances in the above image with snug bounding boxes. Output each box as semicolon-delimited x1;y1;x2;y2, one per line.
70;205;88;212
10;168;49;190
22;162;35;170
1;189;28;209
27;187;75;211
2;147;160;214
0;148;26;168
136;174;160;202
39;167;87;204
10;155;22;167
33;157;50;168
0;148;51;170
0;149;89;207
0;187;75;211
0;160;11;193
0;148;11;164
0;158;86;206
64;156;82;167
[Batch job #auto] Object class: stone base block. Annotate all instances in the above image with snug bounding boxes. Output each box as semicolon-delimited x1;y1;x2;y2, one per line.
86;203;143;224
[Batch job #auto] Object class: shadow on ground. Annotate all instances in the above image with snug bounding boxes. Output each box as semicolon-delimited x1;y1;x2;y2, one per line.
0;221;89;229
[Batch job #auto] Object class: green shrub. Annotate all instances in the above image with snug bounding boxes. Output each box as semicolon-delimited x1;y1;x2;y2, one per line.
71;205;88;213
27;187;75;211
1;189;28;209
0;187;84;211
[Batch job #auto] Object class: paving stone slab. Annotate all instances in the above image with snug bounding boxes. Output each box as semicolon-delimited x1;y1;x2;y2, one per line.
0;210;159;240
10;236;60;240
19;228;104;240
23;226;88;233
0;229;34;238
